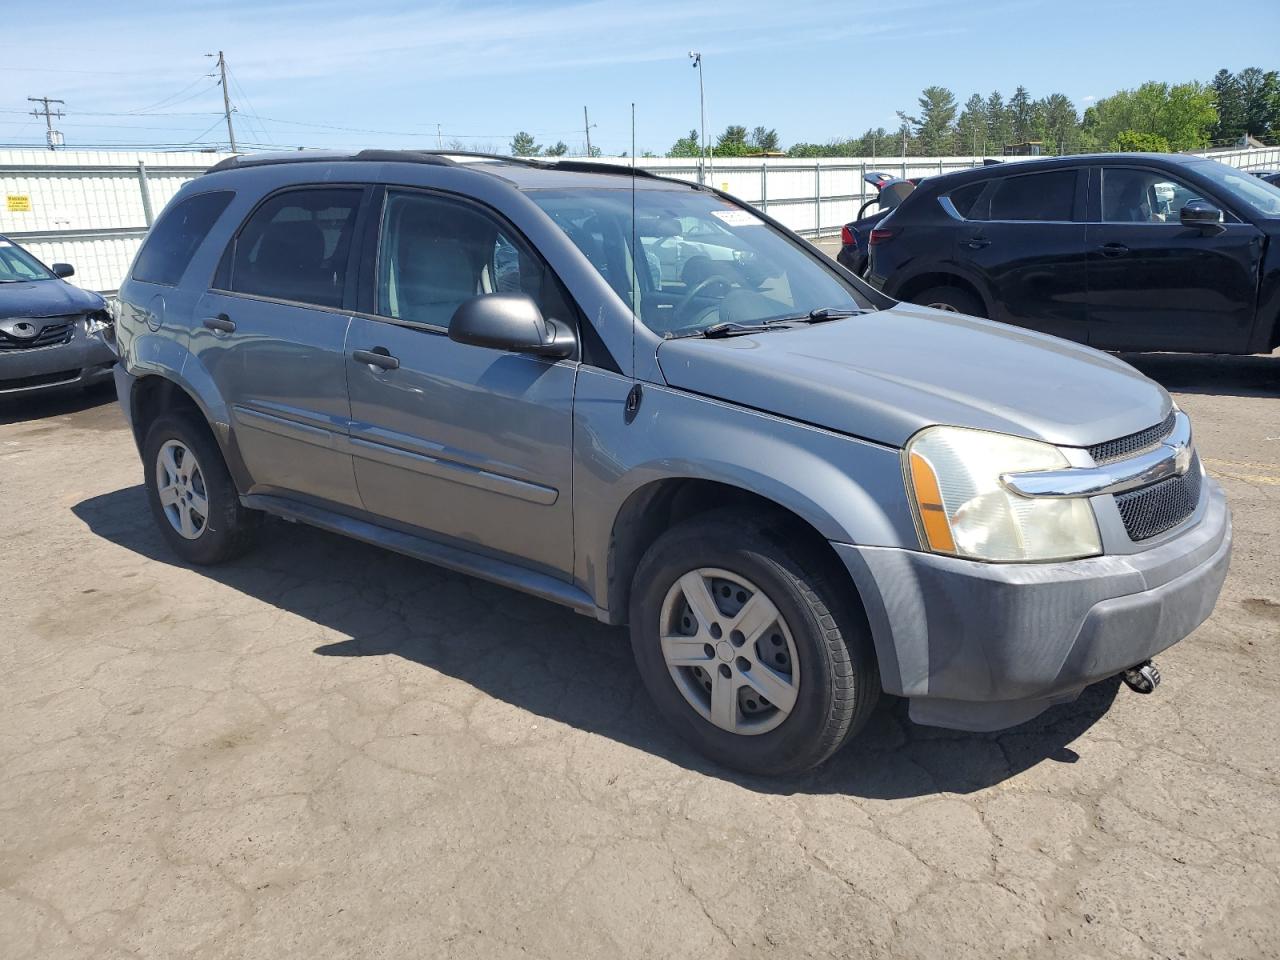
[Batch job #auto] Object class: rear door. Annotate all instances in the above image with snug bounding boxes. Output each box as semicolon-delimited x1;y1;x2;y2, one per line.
344;187;578;577
192;185;367;508
954;167;1089;342
1085;164;1264;352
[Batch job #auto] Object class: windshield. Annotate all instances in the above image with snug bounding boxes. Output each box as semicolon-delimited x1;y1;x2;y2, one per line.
0;238;55;282
528;187;873;337
1191;159;1280;218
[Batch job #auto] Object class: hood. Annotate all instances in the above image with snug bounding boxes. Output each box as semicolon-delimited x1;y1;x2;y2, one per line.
656;303;1170;449
0;278;103;319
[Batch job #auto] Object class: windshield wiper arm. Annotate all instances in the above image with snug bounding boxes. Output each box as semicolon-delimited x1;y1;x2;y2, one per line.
699;321;779;339
767;306;867;325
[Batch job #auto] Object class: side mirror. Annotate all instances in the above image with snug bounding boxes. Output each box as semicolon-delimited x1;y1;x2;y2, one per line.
448;293;576;360
1179;200;1224;233
51;263;75;279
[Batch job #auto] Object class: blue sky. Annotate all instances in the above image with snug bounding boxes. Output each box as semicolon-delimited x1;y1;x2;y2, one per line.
2;0;1277;155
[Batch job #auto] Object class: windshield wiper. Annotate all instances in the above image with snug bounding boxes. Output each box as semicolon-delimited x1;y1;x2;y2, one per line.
767;306;868;325
698;321;782;339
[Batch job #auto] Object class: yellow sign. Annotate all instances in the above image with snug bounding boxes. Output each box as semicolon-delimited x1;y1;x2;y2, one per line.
6;195;31;212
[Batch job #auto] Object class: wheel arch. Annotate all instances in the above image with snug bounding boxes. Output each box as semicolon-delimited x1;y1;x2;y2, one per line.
603;476;871;629
891;269;992;318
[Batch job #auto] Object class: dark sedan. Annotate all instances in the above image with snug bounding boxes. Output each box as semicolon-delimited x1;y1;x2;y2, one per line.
0;236;115;396
835;176;915;275
866;154;1280;355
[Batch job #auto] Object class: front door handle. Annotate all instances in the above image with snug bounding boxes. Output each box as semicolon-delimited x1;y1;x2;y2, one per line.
352;347;400;371
962;237;990;249
1099;242;1130;258
202;313;236;334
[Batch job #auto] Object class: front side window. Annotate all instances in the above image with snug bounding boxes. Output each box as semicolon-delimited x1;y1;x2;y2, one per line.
986;170;1079;222
528;187;873;337
226;188;362;308
376;191;570;329
0;239;54;282
1101;168;1205;223
132;190;233;286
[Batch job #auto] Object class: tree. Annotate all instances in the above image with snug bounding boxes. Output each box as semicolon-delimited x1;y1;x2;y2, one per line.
667;128;701;158
1211;68;1245;140
1083;81;1217;152
1009;85;1036;143
544;140;568;156
510;131;541;156
985;90;1012;151
749;126;780;153
898;86;958;155
956;93;987;156
1110;130;1170;152
1237;67;1280;138
715;124;751;157
1036;93;1080;154
585;144;603;158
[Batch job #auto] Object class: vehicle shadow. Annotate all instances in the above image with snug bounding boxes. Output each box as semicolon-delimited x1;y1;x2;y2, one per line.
0;381;116;426
73;483;1120;799
1119;350;1279;398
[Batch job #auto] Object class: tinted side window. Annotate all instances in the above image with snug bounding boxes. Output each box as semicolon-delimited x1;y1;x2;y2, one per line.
227;188;362;308
1101;168;1205;223
377;191;572;330
947;181;987;219
987;171;1078;222
132;191;233;285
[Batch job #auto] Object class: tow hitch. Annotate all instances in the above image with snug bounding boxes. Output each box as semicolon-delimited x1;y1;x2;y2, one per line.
1121;660;1161;694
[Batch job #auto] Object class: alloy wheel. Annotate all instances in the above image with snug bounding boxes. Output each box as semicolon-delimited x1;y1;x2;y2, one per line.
155;439;209;540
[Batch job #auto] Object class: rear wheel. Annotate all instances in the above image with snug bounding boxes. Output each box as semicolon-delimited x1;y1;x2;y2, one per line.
142;413;257;564
629;511;879;775
911;284;986;318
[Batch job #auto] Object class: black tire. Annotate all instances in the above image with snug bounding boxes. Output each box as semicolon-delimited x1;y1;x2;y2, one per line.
629;510;879;776
911;284;986;318
142;412;257;565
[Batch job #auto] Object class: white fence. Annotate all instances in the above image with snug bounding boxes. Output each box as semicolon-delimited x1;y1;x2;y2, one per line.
3;145;1279;295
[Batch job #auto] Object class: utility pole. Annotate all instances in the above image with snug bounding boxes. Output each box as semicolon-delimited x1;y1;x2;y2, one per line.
437;123;443;149
689;52;707;183
207;51;237;152
583;106;595;157
27;97;65;151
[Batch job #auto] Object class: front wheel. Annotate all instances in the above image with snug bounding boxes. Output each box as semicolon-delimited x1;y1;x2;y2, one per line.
629;511;879;775
910;284;987;318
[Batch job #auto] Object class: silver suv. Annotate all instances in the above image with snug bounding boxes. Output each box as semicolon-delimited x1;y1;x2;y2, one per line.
113;151;1231;774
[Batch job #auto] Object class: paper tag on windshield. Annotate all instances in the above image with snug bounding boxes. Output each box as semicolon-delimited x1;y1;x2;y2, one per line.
711;208;762;227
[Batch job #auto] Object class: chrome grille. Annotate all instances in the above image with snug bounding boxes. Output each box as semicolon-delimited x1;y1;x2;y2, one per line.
1115;452;1202;541
0;317;76;351
1089;410;1177;465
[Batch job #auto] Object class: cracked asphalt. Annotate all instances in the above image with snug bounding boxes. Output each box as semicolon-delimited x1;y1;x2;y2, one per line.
2;349;1278;960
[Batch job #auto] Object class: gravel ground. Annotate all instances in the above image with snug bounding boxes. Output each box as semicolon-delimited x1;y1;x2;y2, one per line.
1;347;1277;960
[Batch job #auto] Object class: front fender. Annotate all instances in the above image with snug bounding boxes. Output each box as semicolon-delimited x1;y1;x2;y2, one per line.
571;368;919;616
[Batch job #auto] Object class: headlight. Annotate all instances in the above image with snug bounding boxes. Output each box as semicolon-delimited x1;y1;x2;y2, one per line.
84;310;112;335
904;425;1101;562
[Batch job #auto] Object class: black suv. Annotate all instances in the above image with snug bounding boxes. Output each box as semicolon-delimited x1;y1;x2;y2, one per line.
865;154;1280;355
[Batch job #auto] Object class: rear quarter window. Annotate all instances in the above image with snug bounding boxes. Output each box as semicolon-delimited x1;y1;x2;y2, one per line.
946;181;987;219
131;190;234;286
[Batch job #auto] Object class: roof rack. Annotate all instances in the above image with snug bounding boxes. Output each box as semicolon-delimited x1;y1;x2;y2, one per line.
204;149;682;183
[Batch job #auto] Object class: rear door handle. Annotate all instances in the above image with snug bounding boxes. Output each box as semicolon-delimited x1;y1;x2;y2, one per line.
352;347;400;371
202;313;236;334
962;237;990;249
1099;242;1130;258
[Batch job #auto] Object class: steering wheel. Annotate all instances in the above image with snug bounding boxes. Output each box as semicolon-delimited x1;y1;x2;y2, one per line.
674;275;735;323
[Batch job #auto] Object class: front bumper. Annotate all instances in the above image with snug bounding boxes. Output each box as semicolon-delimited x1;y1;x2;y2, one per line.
834;478;1232;731
0;323;116;397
